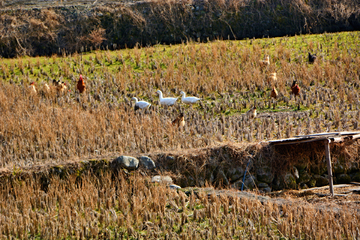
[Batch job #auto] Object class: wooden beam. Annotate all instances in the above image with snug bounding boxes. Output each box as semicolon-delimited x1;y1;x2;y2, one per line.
270;137;327;146
294;131;360;138
331;134;360;144
324;139;334;196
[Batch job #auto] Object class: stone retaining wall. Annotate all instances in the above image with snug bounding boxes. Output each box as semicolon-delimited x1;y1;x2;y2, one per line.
2;143;359;193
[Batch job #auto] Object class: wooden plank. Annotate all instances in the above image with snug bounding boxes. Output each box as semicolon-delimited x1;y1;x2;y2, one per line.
270;132;360;145
325;139;334;197
296;131;360;138
268;136;314;142
294;132;341;138
299;184;353;192
270;137;328;146
293;131;360;138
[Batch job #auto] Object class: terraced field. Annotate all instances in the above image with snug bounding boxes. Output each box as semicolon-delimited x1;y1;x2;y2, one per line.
0;31;360;168
1;28;360;239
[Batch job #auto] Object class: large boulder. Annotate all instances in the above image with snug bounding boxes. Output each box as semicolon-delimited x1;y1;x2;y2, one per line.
139;156;156;170
256;166;274;184
112;156;139;170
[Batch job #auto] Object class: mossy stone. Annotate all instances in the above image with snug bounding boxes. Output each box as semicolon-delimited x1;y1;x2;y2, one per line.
256;166;274;184
297;170;311;184
243;175;257;190
308;178;316;188
337;174;351;184
351;172;360;182
283;173;297;189
226;167;245;183
310;161;327;175
233;175;257;190
333;163;345;174
258;182;269;188
348;162;359;173
314;175;328;187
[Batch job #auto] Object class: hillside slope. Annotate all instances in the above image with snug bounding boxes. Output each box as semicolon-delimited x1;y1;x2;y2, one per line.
0;0;359;57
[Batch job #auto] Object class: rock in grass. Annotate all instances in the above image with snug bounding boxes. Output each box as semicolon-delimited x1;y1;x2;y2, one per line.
166;156;175;162
169;184;181;190
139;156;156;170
112;156;139;170
151;175;173;184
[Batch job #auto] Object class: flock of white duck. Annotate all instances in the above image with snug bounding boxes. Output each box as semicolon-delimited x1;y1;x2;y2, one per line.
131;90;201;110
132;90;257;120
130;54;273;117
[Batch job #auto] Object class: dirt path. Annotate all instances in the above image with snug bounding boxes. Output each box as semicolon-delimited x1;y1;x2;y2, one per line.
193;185;360;214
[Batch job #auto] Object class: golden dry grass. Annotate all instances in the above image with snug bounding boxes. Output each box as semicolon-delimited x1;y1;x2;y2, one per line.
0;32;359;171
0;173;359;239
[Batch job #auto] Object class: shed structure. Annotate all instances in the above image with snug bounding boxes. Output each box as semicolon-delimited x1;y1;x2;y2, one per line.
269;131;360;196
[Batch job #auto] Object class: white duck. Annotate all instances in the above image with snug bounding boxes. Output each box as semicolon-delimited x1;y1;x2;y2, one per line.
156;90;178;106
131;97;151;110
180;91;201;104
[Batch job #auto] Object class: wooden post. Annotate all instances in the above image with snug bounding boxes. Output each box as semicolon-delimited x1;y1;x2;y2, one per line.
325;139;334;196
